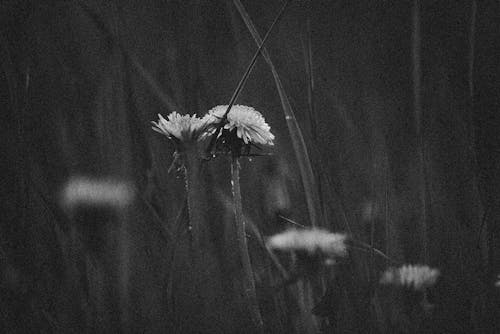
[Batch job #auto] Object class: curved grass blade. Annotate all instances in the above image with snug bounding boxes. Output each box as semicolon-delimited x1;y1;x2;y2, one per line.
207;0;293;155
233;0;320;227
230;157;264;331
75;0;177;111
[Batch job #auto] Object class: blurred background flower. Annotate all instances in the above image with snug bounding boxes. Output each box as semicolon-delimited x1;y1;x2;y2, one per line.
60;176;134;209
266;228;347;259
380;264;440;291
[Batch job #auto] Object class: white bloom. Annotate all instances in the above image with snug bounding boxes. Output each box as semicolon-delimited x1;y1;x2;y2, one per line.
380;264;440;291
203;105;275;145
152;112;206;142
266;228;347;258
61;177;134;208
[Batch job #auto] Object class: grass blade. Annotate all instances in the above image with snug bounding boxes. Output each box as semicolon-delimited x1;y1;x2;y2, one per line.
233;0;320;227
76;0;177;111
217;190;290;280
138;195;173;243
207;0;292;154
412;0;429;262
225;0;292;117
0;34;18;112
231;157;264;332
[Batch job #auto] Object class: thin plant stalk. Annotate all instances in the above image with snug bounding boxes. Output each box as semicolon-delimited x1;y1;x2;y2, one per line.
348;239;400;265
384;160;391;265
304;0;317;140
223;0;292;117
207;0;292;155
303;0;327;226
230;155;264;332
469;0;485;255
173;145;208;332
184;146;204;249
368;98;376;285
217;190;290;280
469;0;476;102
76;0;177;111
139;196;173;243
233;0;320;227
412;0;428;262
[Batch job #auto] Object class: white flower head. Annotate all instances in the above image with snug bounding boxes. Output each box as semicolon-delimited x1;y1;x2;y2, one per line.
380;264;440;291
152;112;206;142
60;176;134;209
203;105;275;146
266;228;348;258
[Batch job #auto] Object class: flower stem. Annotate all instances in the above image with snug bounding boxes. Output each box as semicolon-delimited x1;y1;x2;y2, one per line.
179;144;209;331
230;155;264;332
184;145;204;250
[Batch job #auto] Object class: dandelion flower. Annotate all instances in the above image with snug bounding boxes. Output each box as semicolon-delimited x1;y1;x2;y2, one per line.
152;112;206;142
203;105;275;146
60;176;134;209
266;228;347;258
380;264;440;291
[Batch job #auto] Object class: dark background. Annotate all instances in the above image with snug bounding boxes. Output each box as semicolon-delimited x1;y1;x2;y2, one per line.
1;0;499;332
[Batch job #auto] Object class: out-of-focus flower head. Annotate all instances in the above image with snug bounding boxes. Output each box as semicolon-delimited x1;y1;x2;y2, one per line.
152;112;206;143
60;176;134;209
380;264;440;291
203;105;275;147
266;228;347;259
495;274;500;288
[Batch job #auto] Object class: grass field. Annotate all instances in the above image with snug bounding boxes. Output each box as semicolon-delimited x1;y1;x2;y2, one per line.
1;1;500;333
